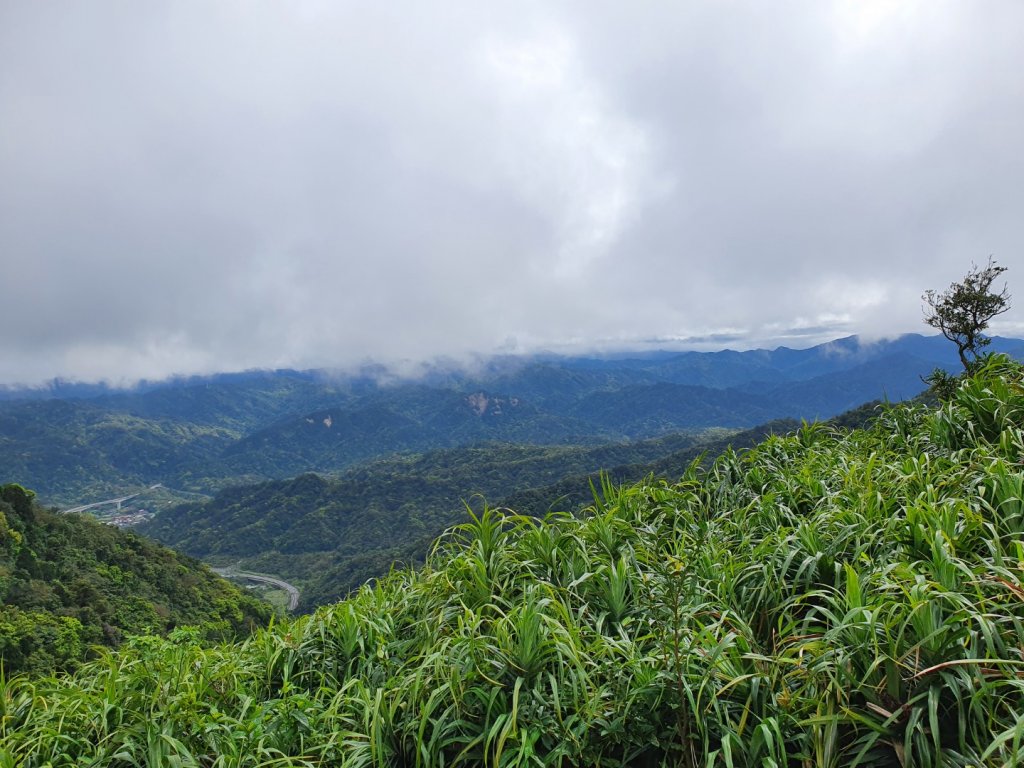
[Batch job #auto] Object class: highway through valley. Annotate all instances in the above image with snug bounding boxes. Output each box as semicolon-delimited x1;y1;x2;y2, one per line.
213;568;301;611
62;489;301;612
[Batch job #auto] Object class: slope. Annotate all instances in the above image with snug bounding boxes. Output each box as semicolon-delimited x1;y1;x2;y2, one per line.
140;431;720;605
4;333;1020;507
6;355;1024;766
296;419;798;608
0;484;272;676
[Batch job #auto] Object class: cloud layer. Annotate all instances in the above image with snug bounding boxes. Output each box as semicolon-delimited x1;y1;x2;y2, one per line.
2;2;1022;384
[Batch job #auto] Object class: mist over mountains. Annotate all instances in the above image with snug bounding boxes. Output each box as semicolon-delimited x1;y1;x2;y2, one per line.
2;332;1021;508
4;329;1024;689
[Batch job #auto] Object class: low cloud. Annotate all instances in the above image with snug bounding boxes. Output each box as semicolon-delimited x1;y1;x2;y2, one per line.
1;2;1021;384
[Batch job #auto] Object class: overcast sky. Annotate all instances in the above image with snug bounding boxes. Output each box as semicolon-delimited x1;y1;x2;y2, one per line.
1;1;1022;385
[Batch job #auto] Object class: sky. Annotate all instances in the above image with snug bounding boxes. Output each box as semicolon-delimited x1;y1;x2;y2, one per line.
1;1;1022;386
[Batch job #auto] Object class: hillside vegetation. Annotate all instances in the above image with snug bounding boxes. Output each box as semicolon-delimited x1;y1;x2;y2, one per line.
4;355;1023;765
142;425;801;609
3;333;1013;507
0;485;272;676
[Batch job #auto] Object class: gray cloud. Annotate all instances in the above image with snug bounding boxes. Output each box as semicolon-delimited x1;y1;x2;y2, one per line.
1;1;1022;385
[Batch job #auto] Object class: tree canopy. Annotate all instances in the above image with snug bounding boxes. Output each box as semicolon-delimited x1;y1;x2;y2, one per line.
923;258;1011;369
0;485;272;675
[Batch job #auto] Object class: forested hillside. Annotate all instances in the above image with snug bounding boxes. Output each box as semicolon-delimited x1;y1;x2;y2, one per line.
290;419;800;608
6;355;1023;766
141;430;729;607
3;333;1016;508
0;484;272;676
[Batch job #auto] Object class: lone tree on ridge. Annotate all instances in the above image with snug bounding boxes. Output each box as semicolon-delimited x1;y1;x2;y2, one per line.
923;258;1011;370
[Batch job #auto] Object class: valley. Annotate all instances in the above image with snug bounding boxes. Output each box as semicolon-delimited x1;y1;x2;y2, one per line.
5;332;1019;610
7;352;1024;765
0;333;1015;618
5;8;1020;760
6;332;1017;509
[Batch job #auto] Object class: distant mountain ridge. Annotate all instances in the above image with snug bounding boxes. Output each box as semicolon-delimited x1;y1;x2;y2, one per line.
1;333;1020;505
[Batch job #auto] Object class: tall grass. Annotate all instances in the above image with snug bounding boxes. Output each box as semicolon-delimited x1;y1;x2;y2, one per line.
3;355;1024;766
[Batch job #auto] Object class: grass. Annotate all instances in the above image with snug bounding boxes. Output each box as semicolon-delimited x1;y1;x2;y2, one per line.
3;355;1024;766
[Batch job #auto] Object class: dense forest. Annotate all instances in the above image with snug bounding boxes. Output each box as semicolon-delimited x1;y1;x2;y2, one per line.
4;354;1022;765
142;424;805;608
2;332;1010;508
0;484;272;676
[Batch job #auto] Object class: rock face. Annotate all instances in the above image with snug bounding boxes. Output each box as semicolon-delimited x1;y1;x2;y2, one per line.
465;391;519;417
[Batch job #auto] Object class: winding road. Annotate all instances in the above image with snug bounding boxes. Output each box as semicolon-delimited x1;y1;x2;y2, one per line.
63;490;301;611
213;568;301;611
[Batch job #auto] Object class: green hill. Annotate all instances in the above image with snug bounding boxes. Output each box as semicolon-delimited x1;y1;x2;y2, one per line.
5;333;1009;509
0;484;272;676
292;420;799;609
0;400;239;503
5;355;1023;765
141;431;727;607
140;419;815;611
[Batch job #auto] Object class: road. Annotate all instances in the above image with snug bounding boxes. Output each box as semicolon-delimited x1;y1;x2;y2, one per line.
63;493;141;515
62;483;212;515
213;568;300;611
62;490;300;611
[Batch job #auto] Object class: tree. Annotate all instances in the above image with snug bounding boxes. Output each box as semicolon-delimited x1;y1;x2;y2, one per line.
923;258;1011;370
0;483;36;524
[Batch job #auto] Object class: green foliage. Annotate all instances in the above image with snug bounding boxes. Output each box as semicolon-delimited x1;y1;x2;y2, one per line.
0;487;272;676
142;432;720;608
3;335;990;508
0;608;83;676
147;426;805;609
0;484;34;524
923;258;1011;369
923;366;962;402
5;355;1024;765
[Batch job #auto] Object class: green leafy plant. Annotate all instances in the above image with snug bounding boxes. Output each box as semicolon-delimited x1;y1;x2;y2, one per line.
5;356;1024;765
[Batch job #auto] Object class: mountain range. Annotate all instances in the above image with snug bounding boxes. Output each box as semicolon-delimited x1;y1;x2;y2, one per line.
2;333;1021;508
10;354;1024;766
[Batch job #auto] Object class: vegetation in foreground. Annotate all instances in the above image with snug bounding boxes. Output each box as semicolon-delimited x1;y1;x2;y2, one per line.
3;355;1024;766
0;486;273;677
142;428;757;609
